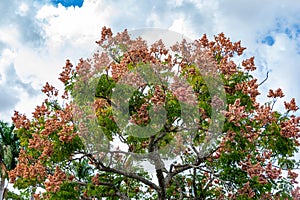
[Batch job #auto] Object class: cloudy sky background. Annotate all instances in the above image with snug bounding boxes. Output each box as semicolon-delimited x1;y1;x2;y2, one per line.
1;0;300;124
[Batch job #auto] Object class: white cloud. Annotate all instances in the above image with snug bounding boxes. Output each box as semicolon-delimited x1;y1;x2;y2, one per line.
17;2;29;16
0;26;20;48
256;33;300;106
36;0;117;43
0;0;299;122
0;49;17;83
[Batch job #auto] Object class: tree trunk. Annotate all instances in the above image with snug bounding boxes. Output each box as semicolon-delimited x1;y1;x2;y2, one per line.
0;178;6;200
156;169;166;200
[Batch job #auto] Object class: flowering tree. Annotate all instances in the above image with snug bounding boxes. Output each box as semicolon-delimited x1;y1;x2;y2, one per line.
8;27;300;199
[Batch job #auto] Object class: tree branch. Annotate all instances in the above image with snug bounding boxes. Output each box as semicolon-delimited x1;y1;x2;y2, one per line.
148;135;166;199
101;166;160;192
87;153;160;192
258;71;269;86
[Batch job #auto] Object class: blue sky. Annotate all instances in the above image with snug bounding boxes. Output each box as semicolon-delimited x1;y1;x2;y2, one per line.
51;0;84;7
0;0;300;124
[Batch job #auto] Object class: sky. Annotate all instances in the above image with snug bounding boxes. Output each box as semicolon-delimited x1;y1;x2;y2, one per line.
0;0;300;124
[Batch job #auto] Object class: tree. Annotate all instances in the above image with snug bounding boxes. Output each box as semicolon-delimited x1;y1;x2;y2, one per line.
8;27;300;199
0;121;19;200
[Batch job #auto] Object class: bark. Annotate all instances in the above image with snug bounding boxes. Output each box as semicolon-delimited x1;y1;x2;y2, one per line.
148;135;166;199
0;178;6;200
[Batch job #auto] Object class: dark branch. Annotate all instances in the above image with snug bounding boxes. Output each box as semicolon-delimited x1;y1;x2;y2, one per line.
258;71;269;86
86;153;160;192
101;166;160;192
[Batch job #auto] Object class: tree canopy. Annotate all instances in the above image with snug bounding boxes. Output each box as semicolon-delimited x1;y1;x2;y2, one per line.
8;27;300;199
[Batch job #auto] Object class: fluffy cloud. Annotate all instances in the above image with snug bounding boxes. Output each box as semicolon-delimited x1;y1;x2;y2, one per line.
0;0;299;122
0;48;38;122
0;0;43;121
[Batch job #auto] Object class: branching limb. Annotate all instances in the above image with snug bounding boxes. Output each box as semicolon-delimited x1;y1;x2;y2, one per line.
86;153;160;192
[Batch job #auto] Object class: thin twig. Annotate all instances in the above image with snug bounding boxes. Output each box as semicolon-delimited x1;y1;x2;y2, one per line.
258;71;269;86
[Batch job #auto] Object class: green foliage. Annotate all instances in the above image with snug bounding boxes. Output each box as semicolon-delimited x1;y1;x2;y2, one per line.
95;74;115;99
0;121;19;172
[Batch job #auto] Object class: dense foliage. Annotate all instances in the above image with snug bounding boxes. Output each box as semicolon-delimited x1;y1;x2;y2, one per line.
8;27;300;199
0;121;19;200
